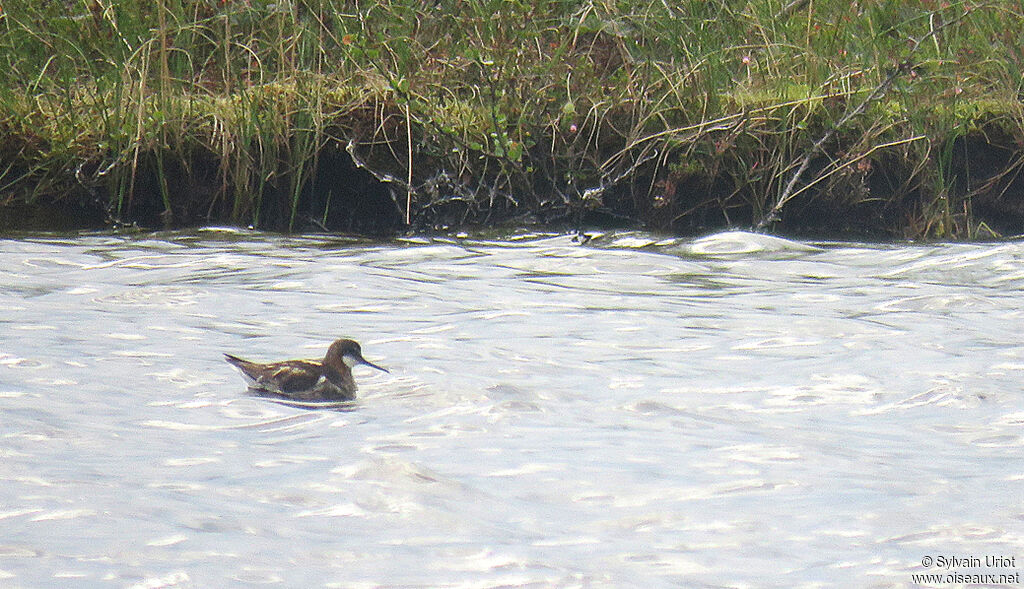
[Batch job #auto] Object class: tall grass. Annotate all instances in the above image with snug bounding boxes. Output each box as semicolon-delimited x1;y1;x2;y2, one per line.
0;0;1022;237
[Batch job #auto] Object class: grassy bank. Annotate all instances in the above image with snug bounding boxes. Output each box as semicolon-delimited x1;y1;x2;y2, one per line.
1;0;1022;238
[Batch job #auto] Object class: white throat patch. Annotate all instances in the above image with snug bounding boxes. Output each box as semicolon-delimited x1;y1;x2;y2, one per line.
342;354;360;368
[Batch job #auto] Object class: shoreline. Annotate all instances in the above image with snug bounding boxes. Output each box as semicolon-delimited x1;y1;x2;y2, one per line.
2;2;1022;240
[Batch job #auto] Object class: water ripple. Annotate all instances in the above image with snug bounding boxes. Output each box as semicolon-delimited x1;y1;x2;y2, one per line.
2;229;1024;586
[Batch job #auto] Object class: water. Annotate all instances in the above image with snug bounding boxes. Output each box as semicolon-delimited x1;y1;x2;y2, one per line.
1;228;1023;588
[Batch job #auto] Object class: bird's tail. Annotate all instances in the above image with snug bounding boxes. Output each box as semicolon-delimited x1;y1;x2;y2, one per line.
224;353;262;387
223;353;246;366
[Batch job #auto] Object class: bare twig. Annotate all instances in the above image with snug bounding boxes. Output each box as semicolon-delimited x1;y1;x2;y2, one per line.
344;138;408;206
404;104;413;225
580;145;661;208
755;7;972;231
780;134;927;204
754;65;909;230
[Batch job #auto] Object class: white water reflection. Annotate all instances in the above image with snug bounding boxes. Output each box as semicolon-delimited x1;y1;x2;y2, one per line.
0;228;1023;587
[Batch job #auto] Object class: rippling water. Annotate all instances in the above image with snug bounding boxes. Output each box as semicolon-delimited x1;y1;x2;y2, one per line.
2;228;1023;587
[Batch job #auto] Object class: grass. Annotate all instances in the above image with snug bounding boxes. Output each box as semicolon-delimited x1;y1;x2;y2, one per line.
0;0;1022;238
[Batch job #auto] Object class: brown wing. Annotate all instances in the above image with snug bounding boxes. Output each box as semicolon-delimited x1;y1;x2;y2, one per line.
263;361;324;394
225;355;323;394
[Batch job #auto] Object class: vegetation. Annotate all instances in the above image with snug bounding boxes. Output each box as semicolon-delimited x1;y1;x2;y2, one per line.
0;0;1022;238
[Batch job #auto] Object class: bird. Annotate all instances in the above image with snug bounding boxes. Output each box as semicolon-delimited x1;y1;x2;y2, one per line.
224;338;388;401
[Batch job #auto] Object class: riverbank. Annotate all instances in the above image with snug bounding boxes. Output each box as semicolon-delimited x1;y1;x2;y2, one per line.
1;1;1022;239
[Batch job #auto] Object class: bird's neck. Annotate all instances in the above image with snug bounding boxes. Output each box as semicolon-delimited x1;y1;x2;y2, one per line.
323;365;355;390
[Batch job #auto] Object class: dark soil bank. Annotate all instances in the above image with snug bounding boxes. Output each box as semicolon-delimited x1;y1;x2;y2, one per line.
7;123;1024;240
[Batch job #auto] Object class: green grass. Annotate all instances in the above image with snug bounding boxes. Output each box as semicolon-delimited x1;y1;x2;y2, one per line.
0;0;1022;238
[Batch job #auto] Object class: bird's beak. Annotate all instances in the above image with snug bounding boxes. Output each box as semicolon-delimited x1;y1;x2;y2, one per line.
358;355;389;373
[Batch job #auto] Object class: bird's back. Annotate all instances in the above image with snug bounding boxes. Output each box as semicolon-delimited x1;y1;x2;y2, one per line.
224;354;324;395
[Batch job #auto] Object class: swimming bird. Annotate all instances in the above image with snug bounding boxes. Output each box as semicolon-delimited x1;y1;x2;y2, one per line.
224;338;388;401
